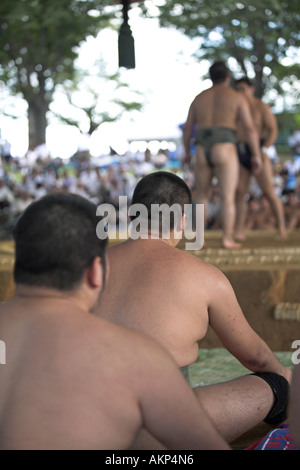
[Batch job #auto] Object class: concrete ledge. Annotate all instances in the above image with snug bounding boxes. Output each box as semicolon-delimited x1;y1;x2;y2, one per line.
274;302;300;321
0;242;15;303
190;230;300;351
199;266;300;351
0;267;15;303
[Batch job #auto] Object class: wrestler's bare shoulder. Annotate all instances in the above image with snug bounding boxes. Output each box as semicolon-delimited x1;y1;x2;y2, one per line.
175;247;228;282
0;296;150;348
108;239;226;278
191;87;214;104
251;96;265;113
60;308;166;360
0;296;169;382
106;240;231;303
260;100;274;118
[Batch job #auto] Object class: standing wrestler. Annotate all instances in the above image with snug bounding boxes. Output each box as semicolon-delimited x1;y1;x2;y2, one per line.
183;61;262;249
234;77;287;241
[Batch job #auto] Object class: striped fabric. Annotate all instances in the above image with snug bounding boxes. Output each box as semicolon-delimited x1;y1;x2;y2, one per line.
246;424;299;450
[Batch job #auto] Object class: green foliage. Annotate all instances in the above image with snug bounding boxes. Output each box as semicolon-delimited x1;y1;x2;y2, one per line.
276;112;300;133
50;57;144;135
0;0;115;97
0;0;118;143
146;0;300;101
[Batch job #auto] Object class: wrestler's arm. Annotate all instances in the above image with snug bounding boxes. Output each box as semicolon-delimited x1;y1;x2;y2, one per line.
261;103;278;150
289;364;300;447
135;333;230;450
205;265;291;383
182;102;196;166
237;97;263;174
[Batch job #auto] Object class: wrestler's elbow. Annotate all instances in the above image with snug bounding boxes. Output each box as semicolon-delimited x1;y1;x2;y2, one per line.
241;355;269;372
245;125;258;139
242;350;290;382
239;342;274;372
183;126;193;141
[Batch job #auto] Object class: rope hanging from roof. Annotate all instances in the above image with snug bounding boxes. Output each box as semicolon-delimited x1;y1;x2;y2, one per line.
118;0;135;69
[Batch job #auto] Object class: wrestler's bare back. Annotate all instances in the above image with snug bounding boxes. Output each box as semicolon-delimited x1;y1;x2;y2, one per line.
98;238;291;383
98;239;226;368
190;83;246;130
0;296;148;449
237;97;272;141
0;292;230;450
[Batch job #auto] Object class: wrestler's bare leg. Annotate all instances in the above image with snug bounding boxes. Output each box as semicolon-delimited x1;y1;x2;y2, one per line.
131;374;275;447
256;154;287;240
129;428;166;450
211;143;241;249
235;165;251;242
287;206;300;229
194;374;275;443
194;147;213;228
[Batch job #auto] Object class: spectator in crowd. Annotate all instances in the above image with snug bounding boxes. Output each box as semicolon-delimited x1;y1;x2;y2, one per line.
0;133;296;242
283;190;300;229
288;128;300;157
281;154;300;193
0;178;14;212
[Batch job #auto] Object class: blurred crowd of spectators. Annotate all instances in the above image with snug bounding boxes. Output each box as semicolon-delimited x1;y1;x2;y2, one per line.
1;129;300;239
0;141;180;238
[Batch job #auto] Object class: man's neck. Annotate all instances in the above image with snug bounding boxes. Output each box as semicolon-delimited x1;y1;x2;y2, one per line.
213;78;230;88
15;285;91;312
128;233;180;248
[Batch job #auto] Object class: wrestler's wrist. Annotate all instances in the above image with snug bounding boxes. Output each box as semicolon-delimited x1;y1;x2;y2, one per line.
261;146;269;155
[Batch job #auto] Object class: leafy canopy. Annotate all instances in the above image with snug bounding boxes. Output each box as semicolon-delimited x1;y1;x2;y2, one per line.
0;0;118;101
142;0;300;100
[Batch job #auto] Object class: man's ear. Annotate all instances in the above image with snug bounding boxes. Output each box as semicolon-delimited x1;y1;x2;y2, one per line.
176;213;186;232
86;256;103;289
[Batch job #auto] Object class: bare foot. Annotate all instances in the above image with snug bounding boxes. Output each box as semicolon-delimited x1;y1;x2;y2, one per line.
275;232;288;241
222;238;242;250
234;233;246;243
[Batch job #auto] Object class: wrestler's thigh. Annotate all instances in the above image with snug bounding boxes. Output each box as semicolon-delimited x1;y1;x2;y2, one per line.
237;165;251;195
211;143;239;196
195;147;213;196
256;154;275;195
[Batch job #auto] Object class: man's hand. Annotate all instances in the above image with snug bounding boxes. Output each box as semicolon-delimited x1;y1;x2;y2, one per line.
182;153;192;168
281;366;293;384
251;154;263;175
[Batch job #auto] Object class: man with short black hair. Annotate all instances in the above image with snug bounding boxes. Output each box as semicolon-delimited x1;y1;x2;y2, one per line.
97;171;291;447
0;193;229;450
183;61;262;249
13;193;107;291
130;170;192;237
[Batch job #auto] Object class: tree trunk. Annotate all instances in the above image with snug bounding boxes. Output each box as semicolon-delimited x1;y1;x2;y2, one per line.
254;67;265;99
28;98;49;148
